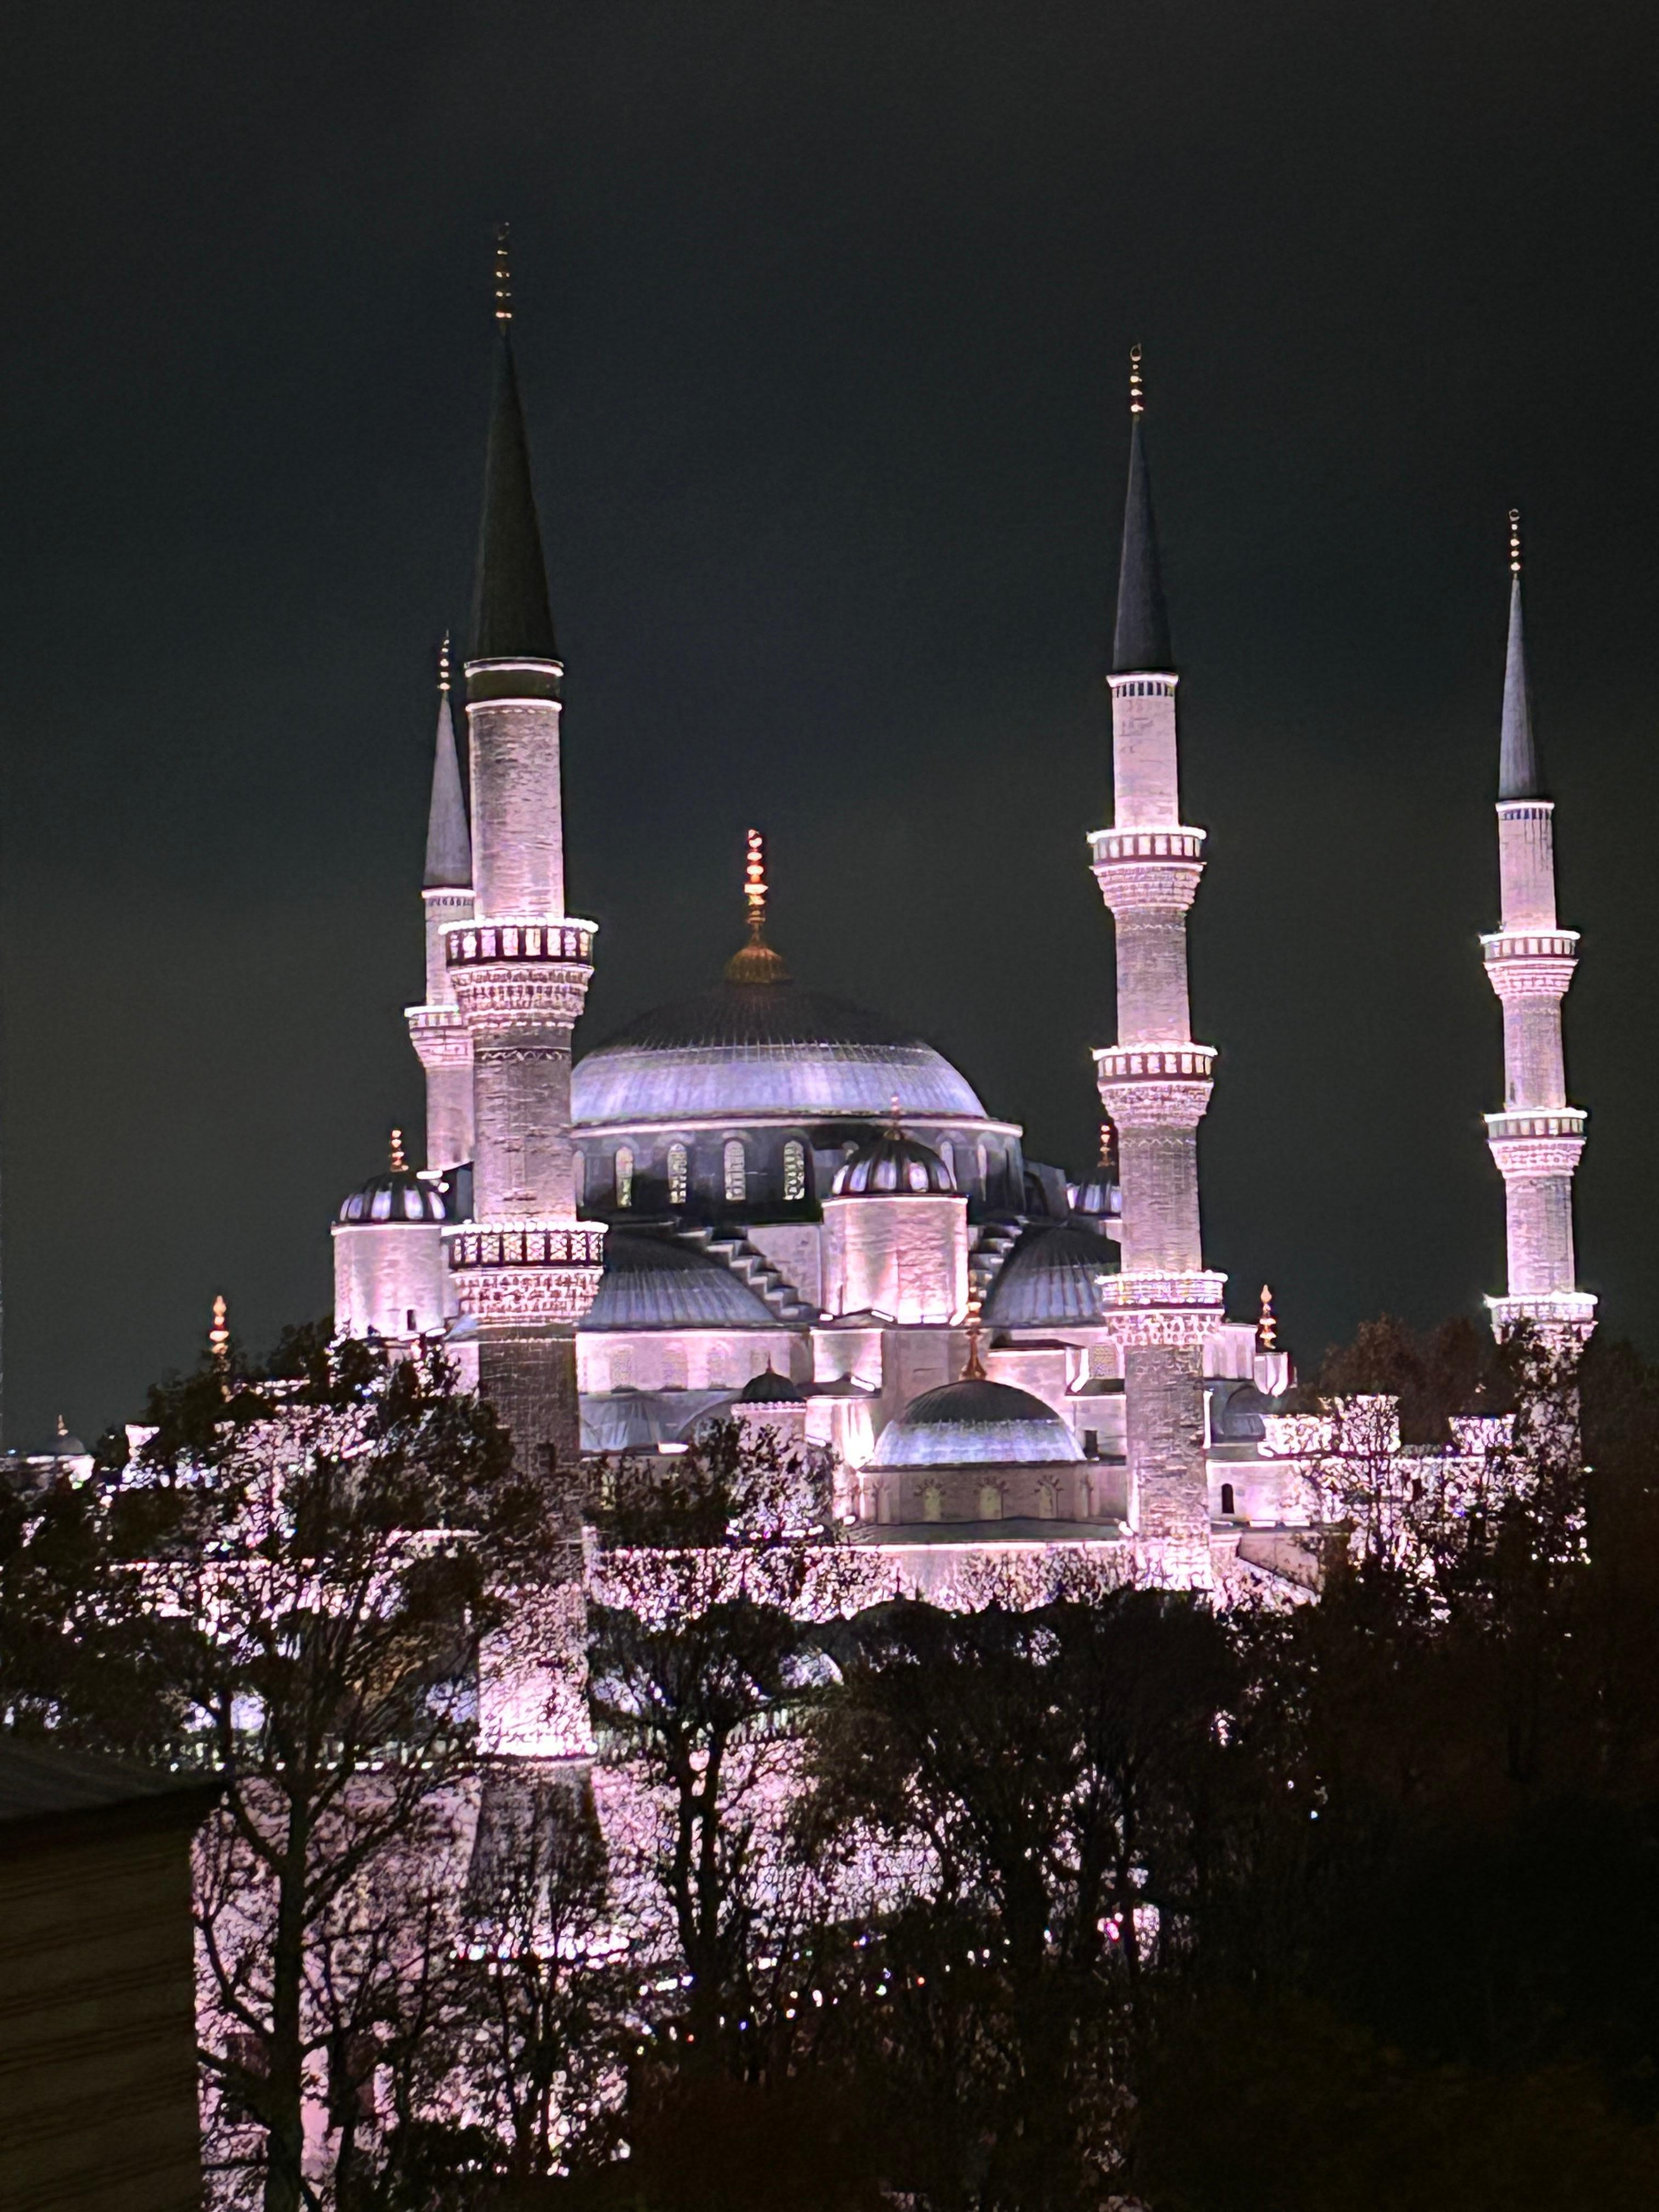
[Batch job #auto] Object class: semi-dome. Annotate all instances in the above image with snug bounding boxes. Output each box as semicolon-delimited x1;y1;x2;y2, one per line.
870;1378;1083;1469
1212;1381;1271;1441
831;1129;956;1198
337;1170;448;1226
580;1232;777;1331
573;979;986;1126
983;1223;1120;1328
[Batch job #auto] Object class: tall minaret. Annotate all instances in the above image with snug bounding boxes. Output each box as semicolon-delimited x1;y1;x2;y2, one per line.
1482;511;1595;1345
407;635;476;1173
1089;349;1223;1575
445;230;605;1487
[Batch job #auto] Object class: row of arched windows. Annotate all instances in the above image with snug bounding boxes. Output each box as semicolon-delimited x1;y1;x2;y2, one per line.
608;1136;809;1209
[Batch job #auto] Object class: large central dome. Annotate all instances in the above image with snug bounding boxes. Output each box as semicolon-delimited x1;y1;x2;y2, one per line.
573;976;986;1125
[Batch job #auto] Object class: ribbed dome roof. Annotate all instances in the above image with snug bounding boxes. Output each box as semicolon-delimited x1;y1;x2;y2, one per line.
337;1170;448;1226
983;1223;1120;1328
870;1378;1083;1469
573;979;985;1125
831;1130;956;1198
579;1232;777;1331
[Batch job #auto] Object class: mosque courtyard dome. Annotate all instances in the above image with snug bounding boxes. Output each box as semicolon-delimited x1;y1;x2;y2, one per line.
870;1378;1084;1470
830;1128;957;1197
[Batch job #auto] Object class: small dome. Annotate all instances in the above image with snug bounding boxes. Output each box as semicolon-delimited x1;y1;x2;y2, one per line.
337;1170;448;1226
737;1364;807;1406
831;1130;956;1198
1212;1381;1270;1442
580;1232;777;1331
983;1223;1120;1328
870;1378;1082;1469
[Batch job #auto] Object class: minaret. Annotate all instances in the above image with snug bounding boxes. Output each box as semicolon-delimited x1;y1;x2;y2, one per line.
1088;349;1223;1575
1482;512;1595;1345
407;634;476;1173
445;230;605;1489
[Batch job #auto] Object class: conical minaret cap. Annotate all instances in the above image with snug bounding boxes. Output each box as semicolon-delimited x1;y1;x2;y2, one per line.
424;643;472;888
469;253;558;666
1498;516;1544;801
1110;352;1173;674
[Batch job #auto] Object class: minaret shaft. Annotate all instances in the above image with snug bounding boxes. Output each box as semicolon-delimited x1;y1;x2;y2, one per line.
1481;556;1593;1344
1088;400;1222;1583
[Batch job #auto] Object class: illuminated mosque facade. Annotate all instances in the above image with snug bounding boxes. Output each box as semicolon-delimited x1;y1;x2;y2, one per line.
329;247;1593;1596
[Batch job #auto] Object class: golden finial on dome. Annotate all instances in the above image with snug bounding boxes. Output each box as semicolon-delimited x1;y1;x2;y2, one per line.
55;1413;67;1438
438;633;451;694
494;223;512;325
1129;343;1145;417
1258;1284;1277;1352
724;827;791;984
1508;508;1522;577
208;1294;230;1367
390;1128;407;1172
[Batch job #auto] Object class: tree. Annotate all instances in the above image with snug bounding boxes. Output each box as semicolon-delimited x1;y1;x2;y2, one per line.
101;1329;555;2212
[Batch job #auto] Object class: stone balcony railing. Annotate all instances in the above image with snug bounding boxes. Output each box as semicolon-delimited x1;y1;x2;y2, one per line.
445;917;598;969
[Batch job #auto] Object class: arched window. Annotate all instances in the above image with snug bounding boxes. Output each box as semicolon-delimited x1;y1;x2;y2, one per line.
978;1482;1003;1522
1220;1481;1236;1517
923;1483;944;1523
976;1142;989;1189
659;1345;687;1391
782;1140;807;1203
723;1139;747;1204
1037;1481;1058;1520
667;1142;689;1206
614;1146;634;1208
610;1346;635;1391
573;1150;586;1205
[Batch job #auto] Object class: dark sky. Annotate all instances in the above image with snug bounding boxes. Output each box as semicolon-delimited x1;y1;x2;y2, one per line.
3;1;1656;1447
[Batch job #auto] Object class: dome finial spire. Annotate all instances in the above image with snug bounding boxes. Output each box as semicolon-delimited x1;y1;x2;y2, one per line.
1509;508;1522;577
389;1127;407;1172
743;827;768;941
1258;1284;1277;1351
438;631;451;694
724;827;791;984
208;1294;230;1367
962;1277;987;1380
1128;342;1144;416
493;222;512;325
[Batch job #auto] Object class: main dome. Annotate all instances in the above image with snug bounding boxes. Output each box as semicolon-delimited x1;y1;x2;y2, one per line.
573;977;986;1126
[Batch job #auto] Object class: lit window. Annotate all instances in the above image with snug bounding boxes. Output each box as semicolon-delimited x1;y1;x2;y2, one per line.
370;1188;392;1222
615;1146;634;1208
660;1345;687;1390
782;1140;806;1203
723;1139;747;1204
667;1142;689;1206
574;1150;586;1205
923;1483;943;1523
976;1143;989;1188
906;1160;929;1193
978;1483;1003;1522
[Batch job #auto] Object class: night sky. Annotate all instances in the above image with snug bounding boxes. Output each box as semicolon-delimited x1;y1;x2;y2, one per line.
3;2;1656;1448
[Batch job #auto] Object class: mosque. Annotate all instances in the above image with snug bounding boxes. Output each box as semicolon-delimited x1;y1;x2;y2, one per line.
328;243;1593;1592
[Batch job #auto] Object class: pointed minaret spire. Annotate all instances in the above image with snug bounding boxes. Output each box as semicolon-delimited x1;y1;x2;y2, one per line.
470;224;558;668
424;635;471;890
1497;510;1544;801
1111;346;1173;675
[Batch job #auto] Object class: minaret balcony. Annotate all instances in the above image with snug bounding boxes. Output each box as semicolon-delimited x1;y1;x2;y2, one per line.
1481;930;1578;999
1094;1268;1228;1347
1484;1107;1586;1146
1486;1109;1587;1179
1089;826;1205;864
405;1003;472;1069
1486;1290;1598;1341
1088;830;1205;913
447;1220;607;1325
447;917;598;967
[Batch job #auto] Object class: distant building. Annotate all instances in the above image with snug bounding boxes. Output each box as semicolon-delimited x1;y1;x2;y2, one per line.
0;1739;219;2212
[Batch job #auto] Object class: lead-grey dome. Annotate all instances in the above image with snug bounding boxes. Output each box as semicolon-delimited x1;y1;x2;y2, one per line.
983;1223;1119;1328
573;979;985;1125
337;1170;448;1226
870;1378;1083;1469
831;1130;956;1198
580;1232;777;1331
